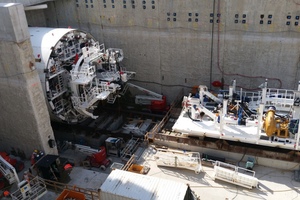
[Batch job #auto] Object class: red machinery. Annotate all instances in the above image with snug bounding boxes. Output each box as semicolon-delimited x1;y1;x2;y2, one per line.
150;95;168;113
0;152;24;172
0;152;24;189
75;145;112;170
87;146;111;169
122;83;169;113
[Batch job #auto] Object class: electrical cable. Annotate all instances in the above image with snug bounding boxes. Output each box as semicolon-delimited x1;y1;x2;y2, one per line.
100;23;300;34
209;0;216;90
130;79;195;89
187;107;201;122
237;148;247;167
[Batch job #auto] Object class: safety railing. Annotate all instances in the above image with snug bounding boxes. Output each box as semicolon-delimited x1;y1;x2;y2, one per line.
145;88;184;142
213;161;258;189
11;176;47;200
42;177;100;200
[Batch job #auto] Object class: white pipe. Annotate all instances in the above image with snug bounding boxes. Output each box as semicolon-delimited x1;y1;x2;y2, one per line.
3;3;17;7
223;99;228;115
240;88;243;101
296;122;300;150
256;104;264;142
24;4;48;11
232;79;236;93
219;109;223;137
199;85;204;105
261;87;267;104
229;86;233;102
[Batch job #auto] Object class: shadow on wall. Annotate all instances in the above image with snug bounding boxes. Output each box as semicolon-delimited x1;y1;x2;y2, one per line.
10;147;27;160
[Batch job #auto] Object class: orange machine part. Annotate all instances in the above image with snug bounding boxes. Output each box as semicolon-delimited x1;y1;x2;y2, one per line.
263;110;277;137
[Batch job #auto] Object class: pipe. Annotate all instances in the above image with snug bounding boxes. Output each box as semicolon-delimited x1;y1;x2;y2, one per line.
209;0;216;90
24;4;48;11
256;104;264;142
217;0;222;88
296;119;300;150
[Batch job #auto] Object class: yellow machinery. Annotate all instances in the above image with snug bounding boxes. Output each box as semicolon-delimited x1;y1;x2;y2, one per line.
263;107;289;138
276;118;289;138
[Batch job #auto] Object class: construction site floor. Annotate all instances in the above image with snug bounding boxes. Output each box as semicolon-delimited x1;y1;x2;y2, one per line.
11;147;300;200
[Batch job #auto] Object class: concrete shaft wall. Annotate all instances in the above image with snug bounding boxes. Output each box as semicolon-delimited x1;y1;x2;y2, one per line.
0;3;57;157
25;0;300;101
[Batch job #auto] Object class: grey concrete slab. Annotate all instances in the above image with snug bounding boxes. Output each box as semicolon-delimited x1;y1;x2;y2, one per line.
0;3;29;42
68;167;108;191
138;146;300;200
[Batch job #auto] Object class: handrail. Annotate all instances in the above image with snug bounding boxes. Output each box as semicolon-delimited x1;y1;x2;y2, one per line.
144;87;184;142
41;177;100;200
122;154;136;171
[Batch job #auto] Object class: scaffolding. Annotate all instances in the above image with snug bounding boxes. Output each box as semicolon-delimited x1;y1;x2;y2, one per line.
213;161;259;189
154;149;202;174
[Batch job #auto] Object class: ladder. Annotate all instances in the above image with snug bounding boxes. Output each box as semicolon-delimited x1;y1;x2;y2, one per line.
107;94;117;104
57;74;64;93
120;138;141;161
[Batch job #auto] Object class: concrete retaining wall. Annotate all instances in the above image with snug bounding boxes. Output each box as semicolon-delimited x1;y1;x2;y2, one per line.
0;3;57;157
